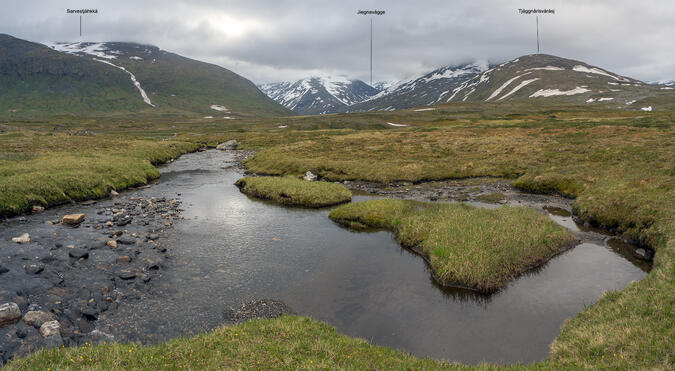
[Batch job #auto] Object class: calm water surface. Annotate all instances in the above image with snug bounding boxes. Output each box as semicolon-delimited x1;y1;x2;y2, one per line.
93;150;648;364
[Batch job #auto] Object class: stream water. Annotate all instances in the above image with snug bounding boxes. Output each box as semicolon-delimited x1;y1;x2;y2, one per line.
1;150;649;364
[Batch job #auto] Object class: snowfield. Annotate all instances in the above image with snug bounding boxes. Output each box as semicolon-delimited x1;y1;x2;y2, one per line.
572;65;629;82
530;87;591;98
486;72;532;101
210;105;229;112
47;42;119;59
497;78;540;101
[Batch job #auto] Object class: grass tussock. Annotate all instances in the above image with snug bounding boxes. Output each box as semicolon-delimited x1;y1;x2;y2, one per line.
4;316;466;370
329;199;576;293
0;132;200;217
235;176;352;208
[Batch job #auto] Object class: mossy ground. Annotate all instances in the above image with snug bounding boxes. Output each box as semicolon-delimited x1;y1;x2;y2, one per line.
235;176;351;208
1;104;673;369
329;199;576;293
0;131;200;217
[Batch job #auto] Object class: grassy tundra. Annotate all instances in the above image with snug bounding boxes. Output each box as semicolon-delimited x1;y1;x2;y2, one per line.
235;176;351;207
329;199;576;293
1;104;673;369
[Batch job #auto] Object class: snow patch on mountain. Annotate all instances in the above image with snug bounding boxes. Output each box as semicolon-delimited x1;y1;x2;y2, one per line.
210;105;229;112
497;78;540;101
93;58;154;107
530;87;591;97
572;65;629;82
486;72;532;101
522;66;565;72
46;42;119;60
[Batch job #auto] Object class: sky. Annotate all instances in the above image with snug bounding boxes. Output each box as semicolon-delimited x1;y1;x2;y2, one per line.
2;0;674;84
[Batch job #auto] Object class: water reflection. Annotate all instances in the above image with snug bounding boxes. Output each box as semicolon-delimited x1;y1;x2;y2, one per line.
92;150;650;365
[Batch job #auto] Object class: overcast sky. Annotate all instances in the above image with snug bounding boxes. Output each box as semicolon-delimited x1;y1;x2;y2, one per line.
2;0;674;84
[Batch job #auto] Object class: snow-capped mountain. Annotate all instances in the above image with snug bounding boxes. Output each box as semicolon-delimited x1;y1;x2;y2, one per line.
372;81;395;91
439;54;675;109
343;62;490;112
258;77;379;115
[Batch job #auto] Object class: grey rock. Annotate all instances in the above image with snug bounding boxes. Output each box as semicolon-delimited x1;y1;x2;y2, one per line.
39;320;61;338
216;140;239;150
0;302;21;326
118;270;136;280
24;263;45;275
68;248;89;259
23;310;57;326
11;233;30;244
303;171;317;181
81;307;98;321
117;236;136;245
15;326;28;338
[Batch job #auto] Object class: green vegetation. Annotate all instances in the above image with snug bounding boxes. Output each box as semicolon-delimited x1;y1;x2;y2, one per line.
1;104;673;369
0;131;200;217
329;199;576;293
0;34;290;118
235;176;351;207
3;316;458;370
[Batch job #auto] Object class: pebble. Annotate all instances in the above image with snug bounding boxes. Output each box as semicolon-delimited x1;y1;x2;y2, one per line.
118;270;137;280
24;263;45;275
11;233;30;244
68;248;89;259
62;213;85;225
116;255;132;263
117;236;136;245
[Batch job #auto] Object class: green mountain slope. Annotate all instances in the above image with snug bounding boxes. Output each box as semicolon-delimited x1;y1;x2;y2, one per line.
0;34;147;116
0;34;291;117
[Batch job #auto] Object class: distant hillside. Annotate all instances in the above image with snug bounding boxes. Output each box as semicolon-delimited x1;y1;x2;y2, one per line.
343;63;490;112
259;77;379;115
445;54;673;109
0;34;290;117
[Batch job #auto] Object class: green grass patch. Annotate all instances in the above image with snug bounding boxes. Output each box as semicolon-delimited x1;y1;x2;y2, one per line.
4;316;460;370
329;199;576;293
0;132;200;217
235;176;352;208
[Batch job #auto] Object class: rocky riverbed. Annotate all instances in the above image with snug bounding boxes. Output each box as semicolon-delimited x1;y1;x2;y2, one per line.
0;191;185;363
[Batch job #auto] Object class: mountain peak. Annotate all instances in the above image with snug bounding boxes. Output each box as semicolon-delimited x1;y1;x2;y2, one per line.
259;76;379;115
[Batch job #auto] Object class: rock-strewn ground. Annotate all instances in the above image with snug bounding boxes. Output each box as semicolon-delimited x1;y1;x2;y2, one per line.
0;195;182;364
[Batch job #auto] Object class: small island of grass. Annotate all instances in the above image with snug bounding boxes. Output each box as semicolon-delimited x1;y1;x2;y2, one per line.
235;176;352;208
329;199;577;293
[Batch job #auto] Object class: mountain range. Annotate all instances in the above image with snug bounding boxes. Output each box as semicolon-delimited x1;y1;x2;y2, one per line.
262;55;673;114
258;77;379;115
2;33;672;118
343;62;490;112
0;34;289;117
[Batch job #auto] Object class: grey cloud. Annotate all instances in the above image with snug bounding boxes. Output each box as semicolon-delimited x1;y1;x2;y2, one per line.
1;0;674;84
